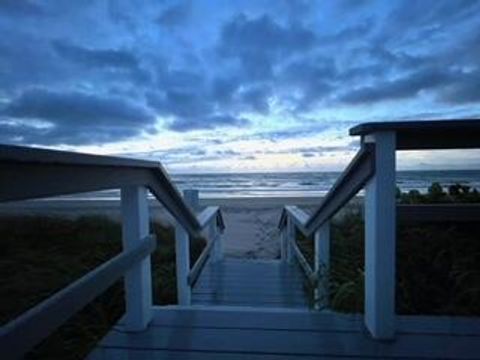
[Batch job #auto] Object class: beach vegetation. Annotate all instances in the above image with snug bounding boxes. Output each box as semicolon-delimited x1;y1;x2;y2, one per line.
298;183;480;315
0;215;205;359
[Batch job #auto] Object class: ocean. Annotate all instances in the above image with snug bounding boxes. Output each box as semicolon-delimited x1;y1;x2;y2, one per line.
56;170;480;200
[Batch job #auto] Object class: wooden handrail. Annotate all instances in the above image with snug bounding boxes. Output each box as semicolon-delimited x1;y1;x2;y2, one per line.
279;144;374;236
0;144;201;236
0;235;156;359
197;206;225;231
187;206;224;286
290;239;316;285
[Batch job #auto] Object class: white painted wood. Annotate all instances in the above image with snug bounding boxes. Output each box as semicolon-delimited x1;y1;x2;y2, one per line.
280;229;287;262
364;131;396;339
214;224;224;261
184;189;200;211
121;186;152;331
208;220;223;262
286;217;295;264
314;221;330;310
175;190;198;305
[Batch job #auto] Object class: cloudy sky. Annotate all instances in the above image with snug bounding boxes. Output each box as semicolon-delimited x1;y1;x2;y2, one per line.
1;0;479;172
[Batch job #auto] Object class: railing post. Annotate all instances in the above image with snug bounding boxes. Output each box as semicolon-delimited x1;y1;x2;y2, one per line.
286;217;295;264
121;185;152;331
364;131;396;339
314;221;330;310
175;189;198;306
280;225;287;262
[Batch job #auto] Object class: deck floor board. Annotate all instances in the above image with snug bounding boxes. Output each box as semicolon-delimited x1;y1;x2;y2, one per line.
89;307;480;359
191;258;310;308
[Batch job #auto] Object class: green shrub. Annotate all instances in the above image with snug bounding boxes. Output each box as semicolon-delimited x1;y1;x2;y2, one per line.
0;215;205;360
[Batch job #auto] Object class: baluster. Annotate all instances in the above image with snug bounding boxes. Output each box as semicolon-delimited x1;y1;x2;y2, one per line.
314;221;330;310
286;217;295;264
175;189;198;306
364;131;396;339
121;185;152;331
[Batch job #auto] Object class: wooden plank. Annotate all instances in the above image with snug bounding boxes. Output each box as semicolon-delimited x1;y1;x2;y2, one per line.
0;145;203;237
191;259;309;309
197;206;225;230
398;204;480;222
0;143;159;168
121;186;153;331
0;235;156;359
280;206;310;233
188;236;217;286
364;131;396;339
290;240;315;284
88;348;339;360
305;145;375;235
349;119;480;150
0;162;150;202
145;308;480;336
97;321;480;359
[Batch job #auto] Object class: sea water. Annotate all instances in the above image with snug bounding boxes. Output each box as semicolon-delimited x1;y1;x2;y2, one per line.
55;170;480;200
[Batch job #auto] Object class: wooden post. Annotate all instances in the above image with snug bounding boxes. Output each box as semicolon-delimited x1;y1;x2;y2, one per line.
364;131;396;339
286;217;295;264
175;189;198;306
121;185;152;331
280;227;287;262
314;221;330;310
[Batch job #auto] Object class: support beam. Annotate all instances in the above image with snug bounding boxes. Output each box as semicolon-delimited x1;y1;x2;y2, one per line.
364;131;396;339
314;221;330;310
121;186;152;331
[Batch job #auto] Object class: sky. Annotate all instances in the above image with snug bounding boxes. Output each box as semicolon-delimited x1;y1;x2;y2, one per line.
0;0;479;173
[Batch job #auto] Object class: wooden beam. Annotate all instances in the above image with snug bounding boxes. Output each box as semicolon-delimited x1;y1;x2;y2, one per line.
350;119;480;150
364;131;396;339
305;145;375;235
121;186;153;331
188;236;217;286
0;162;150;202
314;222;330;310
0;235;156;359
290;240;315;285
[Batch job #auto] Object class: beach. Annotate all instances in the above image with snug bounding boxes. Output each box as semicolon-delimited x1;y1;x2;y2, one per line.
0;197;328;259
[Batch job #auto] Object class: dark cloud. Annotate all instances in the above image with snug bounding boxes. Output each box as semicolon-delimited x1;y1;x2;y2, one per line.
439;71;480;104
238;84;272;114
52;40;139;69
339;68;455;104
0;0;44;16
217;13;316;81
148;90;212;118
219;13;316;58
0;88;155;145
156;1;191;28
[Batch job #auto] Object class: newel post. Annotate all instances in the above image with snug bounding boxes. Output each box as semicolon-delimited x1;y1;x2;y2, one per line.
121;185;152;331
364;131;396;339
175;189;198;305
314;221;330;310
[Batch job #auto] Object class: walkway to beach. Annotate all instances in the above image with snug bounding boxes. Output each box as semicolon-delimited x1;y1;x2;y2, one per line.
191;258;309;308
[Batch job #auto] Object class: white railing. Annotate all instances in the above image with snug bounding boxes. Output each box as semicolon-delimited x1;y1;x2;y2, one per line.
0;144;224;358
279;119;480;340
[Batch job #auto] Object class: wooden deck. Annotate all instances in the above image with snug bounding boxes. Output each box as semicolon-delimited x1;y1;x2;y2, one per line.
191;258;309;308
88;307;480;359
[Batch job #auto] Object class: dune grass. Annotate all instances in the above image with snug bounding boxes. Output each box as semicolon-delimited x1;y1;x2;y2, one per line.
0;215;205;359
298;183;480;315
